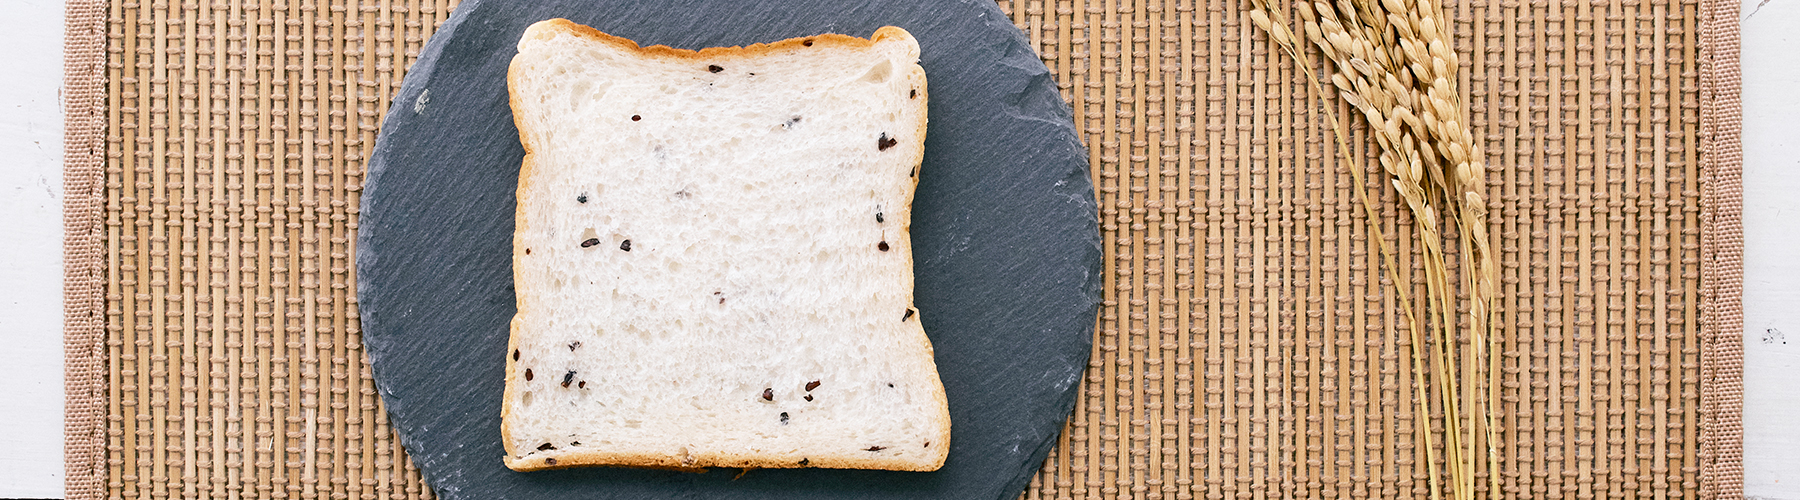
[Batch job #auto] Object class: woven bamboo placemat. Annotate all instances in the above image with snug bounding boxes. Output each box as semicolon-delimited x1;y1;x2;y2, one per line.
61;0;1744;498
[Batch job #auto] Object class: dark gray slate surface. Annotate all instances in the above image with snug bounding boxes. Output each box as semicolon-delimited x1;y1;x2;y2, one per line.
356;1;1099;498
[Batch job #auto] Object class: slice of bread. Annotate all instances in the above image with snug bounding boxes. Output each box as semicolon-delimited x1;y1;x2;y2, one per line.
501;19;948;472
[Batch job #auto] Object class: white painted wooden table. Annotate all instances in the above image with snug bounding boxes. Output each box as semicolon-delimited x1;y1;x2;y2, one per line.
1738;0;1800;495
1;0;73;496
1;0;1795;498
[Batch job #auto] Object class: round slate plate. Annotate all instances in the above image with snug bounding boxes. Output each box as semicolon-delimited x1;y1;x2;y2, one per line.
356;0;1099;498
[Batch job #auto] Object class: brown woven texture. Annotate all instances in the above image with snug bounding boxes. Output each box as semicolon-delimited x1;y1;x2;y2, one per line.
77;0;456;497
67;0;1743;498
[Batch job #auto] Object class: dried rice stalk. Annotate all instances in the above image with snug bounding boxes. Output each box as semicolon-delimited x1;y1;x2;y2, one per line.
1245;3;1445;500
1380;3;1504;496
1375;1;1503;496
1248;0;1501;498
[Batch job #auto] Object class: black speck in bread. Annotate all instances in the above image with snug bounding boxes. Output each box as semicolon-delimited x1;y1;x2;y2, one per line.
631;114;641;121
783;116;802;129
878;241;890;252
798;458;809;465
567;341;581;351
619;239;632;251
910;165;917;177
910;88;918;99
576;193;587;203
876;212;884;223
580;238;601;248
877;133;898;151
887;382;895;388
865;446;887;452
525;248;531;255
806;380;820;391
761;388;773;401
511;349;519;361
903;308;915;321
577;380;586;389
804;394;813;401
524;369;533;381
802;39;814;47
545;458;557;466
537;443;556;451
924;441;930;447
561;371;576;388
707;64;723;73
779;412;789;425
